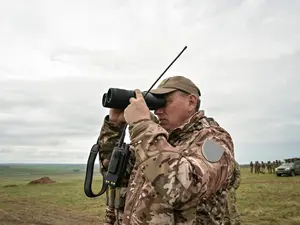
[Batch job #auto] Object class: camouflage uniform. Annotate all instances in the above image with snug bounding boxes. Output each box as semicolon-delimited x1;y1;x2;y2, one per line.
125;110;234;224
224;160;241;225
261;161;265;173
250;161;253;173
99;110;235;224
272;161;276;173
254;161;260;174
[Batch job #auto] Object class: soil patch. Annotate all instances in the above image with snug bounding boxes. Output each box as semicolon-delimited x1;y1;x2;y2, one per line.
28;176;56;185
3;184;19;188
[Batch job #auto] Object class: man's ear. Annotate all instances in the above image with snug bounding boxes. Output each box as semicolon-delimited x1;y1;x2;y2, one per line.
188;94;198;111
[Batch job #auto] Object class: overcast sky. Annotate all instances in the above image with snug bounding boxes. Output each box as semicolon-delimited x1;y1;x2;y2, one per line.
1;0;299;164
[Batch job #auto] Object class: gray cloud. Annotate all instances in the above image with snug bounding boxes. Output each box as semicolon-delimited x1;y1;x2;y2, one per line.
0;78;107;145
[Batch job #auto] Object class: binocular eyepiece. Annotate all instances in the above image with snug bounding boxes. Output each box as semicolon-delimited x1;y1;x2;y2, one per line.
102;88;166;110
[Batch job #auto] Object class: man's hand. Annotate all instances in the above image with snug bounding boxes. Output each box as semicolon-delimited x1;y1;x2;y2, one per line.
124;89;150;125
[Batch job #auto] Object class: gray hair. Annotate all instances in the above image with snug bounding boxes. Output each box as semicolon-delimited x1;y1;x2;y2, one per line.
179;90;201;112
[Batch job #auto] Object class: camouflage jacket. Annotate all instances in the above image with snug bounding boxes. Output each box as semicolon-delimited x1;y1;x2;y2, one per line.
221;160;241;224
230;160;241;190
196;161;240;225
121;110;235;225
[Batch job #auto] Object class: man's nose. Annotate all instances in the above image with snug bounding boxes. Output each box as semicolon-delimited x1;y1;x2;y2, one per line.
154;107;164;115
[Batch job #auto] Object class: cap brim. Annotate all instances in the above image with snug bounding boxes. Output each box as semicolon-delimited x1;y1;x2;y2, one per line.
150;87;177;95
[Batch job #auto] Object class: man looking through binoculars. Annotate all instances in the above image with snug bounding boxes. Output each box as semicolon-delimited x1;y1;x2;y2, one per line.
98;75;236;225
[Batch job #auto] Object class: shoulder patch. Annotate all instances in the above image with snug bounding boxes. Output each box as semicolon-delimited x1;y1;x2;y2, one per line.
202;139;225;163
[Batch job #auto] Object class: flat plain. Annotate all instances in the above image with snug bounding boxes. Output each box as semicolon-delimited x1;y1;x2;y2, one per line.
1;164;300;225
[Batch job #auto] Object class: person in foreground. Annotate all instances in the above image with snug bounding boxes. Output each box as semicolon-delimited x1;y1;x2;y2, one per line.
98;76;236;224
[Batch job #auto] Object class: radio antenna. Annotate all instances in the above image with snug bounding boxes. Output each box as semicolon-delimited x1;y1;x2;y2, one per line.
118;46;187;146
145;46;187;96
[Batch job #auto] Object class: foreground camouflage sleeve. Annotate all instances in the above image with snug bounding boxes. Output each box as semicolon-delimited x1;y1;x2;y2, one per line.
97;113;158;174
232;161;241;189
97;115;126;174
128;120;235;209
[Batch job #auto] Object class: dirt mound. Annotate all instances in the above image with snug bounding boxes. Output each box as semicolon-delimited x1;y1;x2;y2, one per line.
28;176;56;185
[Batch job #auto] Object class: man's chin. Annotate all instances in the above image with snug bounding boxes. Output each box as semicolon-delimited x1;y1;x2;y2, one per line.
159;121;169;130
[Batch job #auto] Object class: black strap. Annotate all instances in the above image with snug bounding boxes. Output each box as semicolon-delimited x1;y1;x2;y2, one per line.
84;143;108;197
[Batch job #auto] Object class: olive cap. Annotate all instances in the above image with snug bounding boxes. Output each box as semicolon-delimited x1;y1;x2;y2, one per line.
150;76;201;97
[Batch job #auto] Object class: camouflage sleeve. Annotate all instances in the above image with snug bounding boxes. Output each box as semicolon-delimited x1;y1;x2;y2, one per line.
97;115;126;174
97;113;158;174
232;161;241;189
128;120;235;209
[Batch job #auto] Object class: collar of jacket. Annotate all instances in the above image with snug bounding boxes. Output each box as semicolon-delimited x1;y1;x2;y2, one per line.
168;110;206;135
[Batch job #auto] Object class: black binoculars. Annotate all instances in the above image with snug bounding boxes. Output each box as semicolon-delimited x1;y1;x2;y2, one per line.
102;88;166;110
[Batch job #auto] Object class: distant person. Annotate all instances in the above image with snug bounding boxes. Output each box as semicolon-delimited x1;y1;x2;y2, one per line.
255;161;260;174
267;161;272;173
261;161;265;173
250;161;253;173
272;161;276;173
98;75;236;224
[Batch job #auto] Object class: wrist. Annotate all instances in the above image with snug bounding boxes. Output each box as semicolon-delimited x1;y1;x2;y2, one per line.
131;118;151;126
105;115;126;126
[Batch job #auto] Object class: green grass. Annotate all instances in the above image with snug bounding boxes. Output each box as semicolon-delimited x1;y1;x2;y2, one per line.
1;164;300;225
237;170;300;225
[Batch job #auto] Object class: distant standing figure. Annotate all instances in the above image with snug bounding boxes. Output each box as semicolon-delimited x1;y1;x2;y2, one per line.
250;161;253;173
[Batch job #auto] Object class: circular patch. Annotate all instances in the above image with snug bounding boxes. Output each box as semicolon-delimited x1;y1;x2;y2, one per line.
202;139;225;163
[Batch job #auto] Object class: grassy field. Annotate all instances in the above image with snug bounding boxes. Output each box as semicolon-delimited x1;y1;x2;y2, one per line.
1;164;300;225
